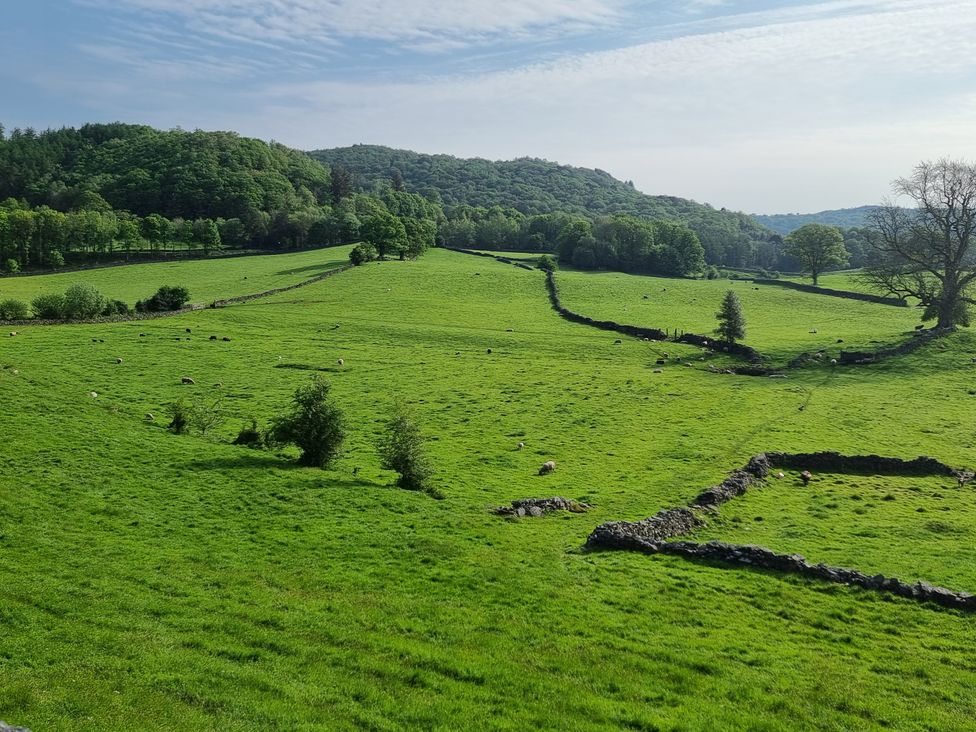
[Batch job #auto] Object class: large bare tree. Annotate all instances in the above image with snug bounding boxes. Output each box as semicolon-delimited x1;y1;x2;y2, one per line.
864;159;976;328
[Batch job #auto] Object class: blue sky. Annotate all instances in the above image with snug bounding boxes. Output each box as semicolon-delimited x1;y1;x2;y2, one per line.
4;0;976;212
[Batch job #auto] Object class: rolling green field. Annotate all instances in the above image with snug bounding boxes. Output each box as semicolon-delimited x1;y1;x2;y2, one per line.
0;246;353;307
555;268;924;361
2;248;976;730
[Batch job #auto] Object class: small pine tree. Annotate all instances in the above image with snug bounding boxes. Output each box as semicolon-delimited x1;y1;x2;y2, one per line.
377;407;437;495
716;290;745;345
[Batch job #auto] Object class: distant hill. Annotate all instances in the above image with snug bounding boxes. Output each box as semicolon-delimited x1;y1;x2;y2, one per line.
309;144;773;264
752;206;880;235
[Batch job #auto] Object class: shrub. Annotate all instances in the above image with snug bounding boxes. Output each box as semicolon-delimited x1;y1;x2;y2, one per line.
704;265;720;280
233;418;264;448
349;243;377;266
377;406;437;495
167;399;190;434
3;259;19;274
102;299;131;316
189;397;225;435
31;293;66;319
63;283;106;320
138;285;191;312
267;375;345;468
538;254;558;272
45;250;65;268
0;299;30;320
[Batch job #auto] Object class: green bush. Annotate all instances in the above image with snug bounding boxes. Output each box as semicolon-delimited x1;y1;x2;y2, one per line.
349;243;378;266
45;251;65;268
136;285;190;313
377;407;437;495
31;293;66;319
102;299;131;316
0;299;30;320
267;376;345;468
63;283;106;320
704;265;720;280
232;418;264;448
538;254;558;272
167;399;190;434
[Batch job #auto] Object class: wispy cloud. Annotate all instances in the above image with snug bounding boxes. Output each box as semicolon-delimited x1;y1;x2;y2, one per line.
79;0;629;51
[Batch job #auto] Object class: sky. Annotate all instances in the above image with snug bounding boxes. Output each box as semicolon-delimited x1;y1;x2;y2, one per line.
3;0;976;213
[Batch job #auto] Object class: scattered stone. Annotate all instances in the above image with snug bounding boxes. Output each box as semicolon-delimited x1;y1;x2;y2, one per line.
0;720;33;732
181;376;195;385
145;413;155;421
89;391;98;398
209;335;218;341
115;358;123;364
222;337;231;342
800;470;813;485
495;496;590;517
185;328;192;333
614;339;622;344
517;441;525;450
337;358;344;366
487;348;492;354
653;368;663;374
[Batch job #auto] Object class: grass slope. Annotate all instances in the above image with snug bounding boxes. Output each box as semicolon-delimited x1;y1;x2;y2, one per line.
2;249;975;730
555;268;923;361
0;246;353;307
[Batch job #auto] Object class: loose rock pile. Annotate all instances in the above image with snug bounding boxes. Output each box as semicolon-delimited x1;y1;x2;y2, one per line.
495;496;590;517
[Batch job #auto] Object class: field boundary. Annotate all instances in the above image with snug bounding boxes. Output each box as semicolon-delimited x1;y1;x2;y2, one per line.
752;278;909;307
586;451;976;611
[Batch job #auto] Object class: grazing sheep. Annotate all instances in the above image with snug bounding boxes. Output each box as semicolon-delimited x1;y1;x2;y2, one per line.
89;391;98;398
830;358;838;365
115;358;123;364
181;376;195;385
8;332;16;337
800;470;813;485
538;460;556;475
775;472;785;479
517;441;525;450
145;413;155;422
337;358;344;366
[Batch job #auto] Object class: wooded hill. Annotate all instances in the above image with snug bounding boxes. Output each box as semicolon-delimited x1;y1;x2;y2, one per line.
310;144;775;267
0;123;330;225
753;206;880;235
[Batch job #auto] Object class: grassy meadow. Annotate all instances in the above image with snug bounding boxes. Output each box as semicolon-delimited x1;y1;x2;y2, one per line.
0;246;354;307
2;248;976;730
554;268;924;362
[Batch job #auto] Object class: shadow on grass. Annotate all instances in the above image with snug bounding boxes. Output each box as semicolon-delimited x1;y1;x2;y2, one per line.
274;260;344;276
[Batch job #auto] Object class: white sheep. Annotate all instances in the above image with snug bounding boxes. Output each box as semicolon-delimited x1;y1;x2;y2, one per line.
337;358;344;366
181;376;195;385
539;460;556;475
115;358;123;364
89;391;98;398
517;441;525;450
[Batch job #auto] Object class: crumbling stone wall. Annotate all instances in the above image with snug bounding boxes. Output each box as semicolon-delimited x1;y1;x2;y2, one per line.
586;451;974;611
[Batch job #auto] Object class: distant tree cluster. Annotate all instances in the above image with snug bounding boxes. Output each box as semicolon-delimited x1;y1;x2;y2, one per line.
0;124;445;271
312;144;777;268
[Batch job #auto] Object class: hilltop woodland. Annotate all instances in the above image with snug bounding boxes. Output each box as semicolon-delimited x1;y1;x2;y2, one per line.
1;124;876;279
0;124;441;271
